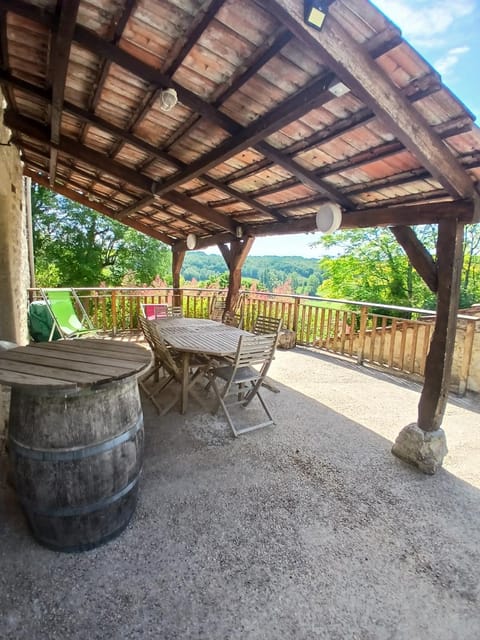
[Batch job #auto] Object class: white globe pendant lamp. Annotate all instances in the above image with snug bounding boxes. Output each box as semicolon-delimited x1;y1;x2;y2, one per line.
186;233;197;250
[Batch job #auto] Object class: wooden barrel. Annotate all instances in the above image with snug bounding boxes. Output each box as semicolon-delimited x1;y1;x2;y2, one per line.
7;376;144;552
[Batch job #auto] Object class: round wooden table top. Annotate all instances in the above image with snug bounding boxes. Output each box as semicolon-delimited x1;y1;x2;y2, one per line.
0;338;152;390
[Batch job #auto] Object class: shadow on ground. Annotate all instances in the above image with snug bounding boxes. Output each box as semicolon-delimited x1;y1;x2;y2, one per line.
1;347;479;639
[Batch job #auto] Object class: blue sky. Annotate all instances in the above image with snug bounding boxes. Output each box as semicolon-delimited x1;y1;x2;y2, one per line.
207;0;480;258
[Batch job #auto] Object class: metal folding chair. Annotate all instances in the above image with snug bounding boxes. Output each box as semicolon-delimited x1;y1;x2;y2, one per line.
207;333;277;436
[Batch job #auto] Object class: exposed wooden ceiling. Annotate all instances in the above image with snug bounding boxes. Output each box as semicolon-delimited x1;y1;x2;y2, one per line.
1;0;479;251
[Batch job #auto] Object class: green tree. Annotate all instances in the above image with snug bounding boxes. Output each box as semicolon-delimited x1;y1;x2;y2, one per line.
31;185;170;286
315;224;480;310
315;227;436;310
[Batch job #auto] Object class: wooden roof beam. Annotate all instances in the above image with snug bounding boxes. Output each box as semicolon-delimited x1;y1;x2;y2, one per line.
5;110;238;233
72;24;352;207
199;72;443;194
0;3;352;207
119;0;228;149
48;0;79;186
266;0;473;200
25;169;175;245
0;73;288;223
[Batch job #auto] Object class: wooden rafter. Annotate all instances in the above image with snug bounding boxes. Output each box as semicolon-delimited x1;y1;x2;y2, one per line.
118;0;227;151
81;0;137;146
4;111;239;233
0;2;352;206
48;0;79;186
25;168;175;245
188;70;444;200
266;0;473;200
171;199;474;251
0;73;290;224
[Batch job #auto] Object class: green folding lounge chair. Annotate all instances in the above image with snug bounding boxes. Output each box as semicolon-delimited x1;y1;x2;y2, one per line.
40;288;98;340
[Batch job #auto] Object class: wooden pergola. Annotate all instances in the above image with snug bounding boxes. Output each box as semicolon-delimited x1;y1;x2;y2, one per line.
1;0;479;470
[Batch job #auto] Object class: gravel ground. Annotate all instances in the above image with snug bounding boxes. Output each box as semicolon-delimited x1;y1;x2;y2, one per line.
1;347;479;639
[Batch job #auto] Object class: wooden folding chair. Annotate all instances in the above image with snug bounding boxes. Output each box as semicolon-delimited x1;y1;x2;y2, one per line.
138;316;163;387
209;296;226;322
167;306;183;317
252;315;283;393
207;334;277;436
223;310;243;329
252;315;282;336
140;320;208;415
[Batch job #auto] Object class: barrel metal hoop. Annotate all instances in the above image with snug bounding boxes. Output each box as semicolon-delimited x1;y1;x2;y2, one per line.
8;415;143;462
22;469;142;517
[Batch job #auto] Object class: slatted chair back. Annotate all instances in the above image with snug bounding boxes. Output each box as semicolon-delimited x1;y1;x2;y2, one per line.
252;315;282;336
209;296;226;322
148;322;181;379
167;306;184;318
223;311;243;329
138;316;156;351
141;303;169;320
231;334;277;379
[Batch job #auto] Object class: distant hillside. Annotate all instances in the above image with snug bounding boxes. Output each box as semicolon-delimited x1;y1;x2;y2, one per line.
183;252;323;294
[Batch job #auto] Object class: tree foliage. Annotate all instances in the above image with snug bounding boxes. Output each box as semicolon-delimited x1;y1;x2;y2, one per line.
315;225;480;311
32;185;171;287
183;252;323;293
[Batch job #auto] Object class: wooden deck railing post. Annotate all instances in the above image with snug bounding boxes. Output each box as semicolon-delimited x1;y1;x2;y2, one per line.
111;289;117;336
293;297;300;340
458;318;476;395
357;305;368;364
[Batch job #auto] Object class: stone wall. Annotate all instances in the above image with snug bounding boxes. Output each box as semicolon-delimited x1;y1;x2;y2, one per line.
0;90;30;442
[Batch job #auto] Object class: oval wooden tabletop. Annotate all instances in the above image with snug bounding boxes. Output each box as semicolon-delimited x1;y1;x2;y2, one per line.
153;318;251;356
0;339;152;390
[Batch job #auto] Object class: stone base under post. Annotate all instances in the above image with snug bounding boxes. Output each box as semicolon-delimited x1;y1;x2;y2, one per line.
392;423;448;475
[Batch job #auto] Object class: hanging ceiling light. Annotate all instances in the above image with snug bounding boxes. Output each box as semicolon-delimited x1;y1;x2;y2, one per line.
186;233;197;250
160;88;178;112
304;1;330;31
316;202;342;235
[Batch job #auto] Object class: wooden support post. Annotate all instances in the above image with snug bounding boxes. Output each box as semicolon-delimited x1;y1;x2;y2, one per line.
220;237;254;314
392;218;464;474
418;219;464;430
172;249;185;309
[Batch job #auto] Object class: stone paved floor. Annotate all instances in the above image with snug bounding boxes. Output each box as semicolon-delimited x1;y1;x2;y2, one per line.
1;346;479;639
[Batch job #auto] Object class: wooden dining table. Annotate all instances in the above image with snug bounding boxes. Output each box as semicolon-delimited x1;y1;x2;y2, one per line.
152;317;252;414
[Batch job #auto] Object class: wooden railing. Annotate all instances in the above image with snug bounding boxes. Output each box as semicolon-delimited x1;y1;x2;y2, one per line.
29;287;480;394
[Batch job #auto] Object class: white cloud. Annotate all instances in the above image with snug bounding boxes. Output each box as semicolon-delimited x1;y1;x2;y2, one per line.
434;46;470;76
373;0;475;48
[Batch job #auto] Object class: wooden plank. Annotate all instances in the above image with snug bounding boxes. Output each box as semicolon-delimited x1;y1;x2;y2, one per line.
268;0;474;199
0;351;140;377
49;0;80;184
418;219;464;430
